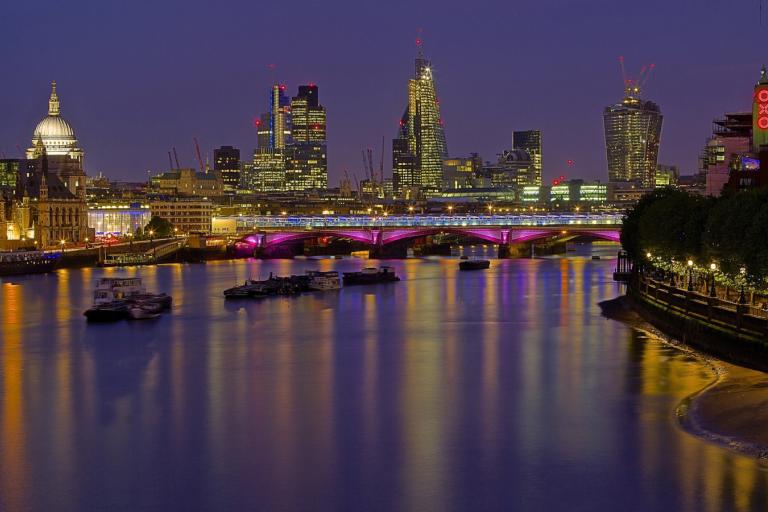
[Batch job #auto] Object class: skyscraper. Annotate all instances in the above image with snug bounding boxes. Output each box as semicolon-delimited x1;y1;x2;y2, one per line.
249;83;292;193
213;146;240;193
603;78;663;187
512;130;542;185
392;50;448;198
286;84;328;190
269;84;291;150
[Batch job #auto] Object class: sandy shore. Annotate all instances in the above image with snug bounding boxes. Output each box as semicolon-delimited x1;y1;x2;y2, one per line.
601;296;768;458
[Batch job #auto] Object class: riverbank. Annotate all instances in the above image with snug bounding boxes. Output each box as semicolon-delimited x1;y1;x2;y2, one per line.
601;295;768;459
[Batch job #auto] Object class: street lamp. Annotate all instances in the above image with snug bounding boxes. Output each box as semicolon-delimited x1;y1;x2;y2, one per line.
408;206;414;214
739;267;747;304
709;262;717;298
687;259;694;291
447;205;454;215
60;239;66;253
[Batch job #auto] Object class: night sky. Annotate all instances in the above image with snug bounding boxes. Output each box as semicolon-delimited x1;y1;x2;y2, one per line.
1;0;765;184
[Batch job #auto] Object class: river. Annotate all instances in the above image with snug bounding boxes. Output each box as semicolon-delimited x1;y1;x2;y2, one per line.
1;251;767;511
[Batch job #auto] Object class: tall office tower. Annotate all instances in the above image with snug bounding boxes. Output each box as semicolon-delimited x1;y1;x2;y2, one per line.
603;75;663;187
213;146;241;193
392;134;416;198
512;130;542;185
753;66;768;151
392;50;448;198
270;84;291;150
286;84;328;190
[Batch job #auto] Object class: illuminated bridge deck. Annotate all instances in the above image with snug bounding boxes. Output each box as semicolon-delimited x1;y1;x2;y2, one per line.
227;213;624;230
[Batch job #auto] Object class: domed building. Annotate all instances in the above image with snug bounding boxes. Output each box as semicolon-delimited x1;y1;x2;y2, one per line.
26;81;86;198
27;81;82;156
0;82;90;248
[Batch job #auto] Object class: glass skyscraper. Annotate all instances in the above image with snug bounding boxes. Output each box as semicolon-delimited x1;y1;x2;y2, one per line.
286;84;328;190
392;51;448;198
512;130;542;186
603;84;663;187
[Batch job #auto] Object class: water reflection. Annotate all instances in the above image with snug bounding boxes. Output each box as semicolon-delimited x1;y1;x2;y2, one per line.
1;256;768;511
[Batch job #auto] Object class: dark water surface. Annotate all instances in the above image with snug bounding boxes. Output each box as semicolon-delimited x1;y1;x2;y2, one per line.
1;256;768;511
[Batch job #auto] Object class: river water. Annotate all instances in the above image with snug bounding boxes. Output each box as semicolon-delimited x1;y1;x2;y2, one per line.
1;251;767;511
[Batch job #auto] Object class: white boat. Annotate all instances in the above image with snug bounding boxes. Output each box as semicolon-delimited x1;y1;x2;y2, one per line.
93;277;146;305
306;270;341;291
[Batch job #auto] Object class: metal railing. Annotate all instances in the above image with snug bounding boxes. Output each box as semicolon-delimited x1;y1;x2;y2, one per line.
221;213;624;230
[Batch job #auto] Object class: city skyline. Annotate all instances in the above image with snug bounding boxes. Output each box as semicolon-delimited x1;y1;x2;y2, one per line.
1;0;766;184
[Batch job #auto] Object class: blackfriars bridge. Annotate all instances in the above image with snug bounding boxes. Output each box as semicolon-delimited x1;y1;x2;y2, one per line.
225;213;623;257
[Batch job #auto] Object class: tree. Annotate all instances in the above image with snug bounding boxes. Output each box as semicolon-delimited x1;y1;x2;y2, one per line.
144;216;173;238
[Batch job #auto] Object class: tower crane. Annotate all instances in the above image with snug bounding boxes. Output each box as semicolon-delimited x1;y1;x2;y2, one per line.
193;137;204;173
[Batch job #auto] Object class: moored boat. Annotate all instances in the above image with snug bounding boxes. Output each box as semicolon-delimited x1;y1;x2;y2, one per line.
85;277;171;321
0;250;61;276
306;270;340;291
84;300;130;322
342;266;400;285
459;259;491;271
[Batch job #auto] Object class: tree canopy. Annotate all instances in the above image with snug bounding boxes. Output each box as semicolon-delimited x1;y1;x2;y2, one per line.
144;216;174;238
621;188;768;286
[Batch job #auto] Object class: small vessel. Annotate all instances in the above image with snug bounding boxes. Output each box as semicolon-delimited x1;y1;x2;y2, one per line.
83;300;130;322
86;277;171;321
342;266;400;286
92;277;147;305
127;305;160;320
459;259;491;271
591;255;601;260
0;250;61;276
306;270;341;291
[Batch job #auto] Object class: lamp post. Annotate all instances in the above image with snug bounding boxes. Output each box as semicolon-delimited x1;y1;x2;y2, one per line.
687;259;694;291
709;262;717;298
60;239;66;254
739;267;747;305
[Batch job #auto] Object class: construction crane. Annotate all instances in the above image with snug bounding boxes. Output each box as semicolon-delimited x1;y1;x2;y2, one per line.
617;57;655;98
172;147;181;169
168;151;174;170
193;137;204;173
15;144;23;158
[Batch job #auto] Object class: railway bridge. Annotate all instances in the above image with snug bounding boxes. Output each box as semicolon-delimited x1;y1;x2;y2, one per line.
225;213;623;258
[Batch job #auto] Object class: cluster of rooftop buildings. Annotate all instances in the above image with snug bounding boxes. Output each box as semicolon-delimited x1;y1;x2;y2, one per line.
3;52;768;247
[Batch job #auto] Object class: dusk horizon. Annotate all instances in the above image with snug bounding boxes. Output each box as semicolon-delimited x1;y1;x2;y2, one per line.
2;0;766;183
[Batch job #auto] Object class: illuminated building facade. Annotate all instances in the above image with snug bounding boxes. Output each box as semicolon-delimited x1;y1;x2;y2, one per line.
485;150;536;188
442;154;482;189
512;130;542;185
88;203;151;236
245;150;286;192
149;198;213;234
1;83;89;248
392;136;417;198
213;146;241;193
753;66;768;151
700;113;751;196
654;164;679;187
286;84;327;190
392;51;448;198
150;168;224;197
603;82;663;187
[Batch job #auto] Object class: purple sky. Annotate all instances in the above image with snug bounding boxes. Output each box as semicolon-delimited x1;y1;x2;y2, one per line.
1;0;766;184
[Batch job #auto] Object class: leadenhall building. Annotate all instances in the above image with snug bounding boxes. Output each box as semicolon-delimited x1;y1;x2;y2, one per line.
0;82;89;248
